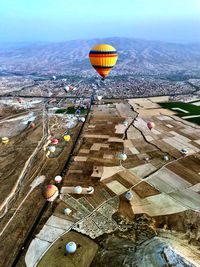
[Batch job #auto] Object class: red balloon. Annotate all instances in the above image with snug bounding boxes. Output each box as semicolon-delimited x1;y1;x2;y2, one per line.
147;121;155;130
29;122;35;129
51;138;59;145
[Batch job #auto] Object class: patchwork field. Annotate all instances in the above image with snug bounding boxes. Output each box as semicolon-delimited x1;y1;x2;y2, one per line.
2;96;200;267
159;101;200;125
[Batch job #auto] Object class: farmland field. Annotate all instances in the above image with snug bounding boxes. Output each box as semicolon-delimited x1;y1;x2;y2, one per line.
158;102;200;125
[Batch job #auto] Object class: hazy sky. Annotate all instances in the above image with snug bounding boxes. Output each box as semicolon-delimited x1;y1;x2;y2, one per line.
0;0;200;43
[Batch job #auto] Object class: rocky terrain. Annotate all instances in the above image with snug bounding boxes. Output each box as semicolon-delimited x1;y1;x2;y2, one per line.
92;214;196;267
0;37;200;77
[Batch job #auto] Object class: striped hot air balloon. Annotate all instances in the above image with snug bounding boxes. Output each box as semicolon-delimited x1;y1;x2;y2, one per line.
89;44;118;79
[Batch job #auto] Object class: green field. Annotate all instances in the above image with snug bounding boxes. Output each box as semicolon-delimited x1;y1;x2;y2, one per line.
55;107;87;115
158;101;200;125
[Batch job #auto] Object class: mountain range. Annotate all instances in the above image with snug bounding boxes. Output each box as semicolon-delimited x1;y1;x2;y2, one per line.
0;37;200;77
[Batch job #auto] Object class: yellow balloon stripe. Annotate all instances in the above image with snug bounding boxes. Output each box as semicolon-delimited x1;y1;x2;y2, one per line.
89;44;118;79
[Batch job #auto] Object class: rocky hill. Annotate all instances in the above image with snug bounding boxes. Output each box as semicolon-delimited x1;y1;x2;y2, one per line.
0;37;200;77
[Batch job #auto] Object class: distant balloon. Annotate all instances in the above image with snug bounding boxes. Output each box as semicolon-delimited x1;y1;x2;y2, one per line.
75;109;81;116
163;155;169;161
180;149;188;156
74;186;82;194
66;242;77;254
125;191;133;201
54;175;62;183
51;138;59;145
29;122;35;129
147;121;155;130
79;117;85;123
87;186;94;194
64;85;70;92
43;185;59;202
64;208;72;215
48;146;56;153
89;44;118;79
123;120;129;127
97;95;103;101
119;153;127;161
2;137;9;144
64;135;71;142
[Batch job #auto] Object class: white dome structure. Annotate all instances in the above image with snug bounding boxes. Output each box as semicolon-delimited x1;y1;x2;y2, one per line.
74;186;83;194
66;241;77;254
64;208;72;215
54;175;62;183
119;153;127;161
125;191;133;201
87;186;94;194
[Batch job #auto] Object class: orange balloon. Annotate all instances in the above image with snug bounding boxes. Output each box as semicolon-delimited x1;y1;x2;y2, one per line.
89;44;118;79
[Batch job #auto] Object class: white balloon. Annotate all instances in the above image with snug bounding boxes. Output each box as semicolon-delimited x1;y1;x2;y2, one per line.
64;208;72;215
119;153;127;161
66;242;77;253
125;191;133;201
74;186;82;194
54;175;62;183
48;146;56;153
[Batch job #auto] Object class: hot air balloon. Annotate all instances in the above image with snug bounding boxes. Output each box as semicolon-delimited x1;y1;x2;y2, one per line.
48;146;56;153
51;138;59;145
89;44;118;79
74;186;82;194
75;109;81;116
43;185;59;202
163;155;169;161
66;242;77;254
123;120;129;127
79;117;85;123
29;122;36;129
119;153;127;161
87;186;94;194
97;95;103;101
54;175;62;183
64;135;71;142
125;191;133;201
2;137;9;144
64;208;72;215
147;121;155;131
180;149;188;156
64;85;70;92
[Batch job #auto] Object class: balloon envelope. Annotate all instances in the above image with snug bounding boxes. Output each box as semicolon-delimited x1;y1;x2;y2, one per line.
147;121;155;130
97;95;103;101
48;146;56;153
51;138;58;145
2;137;9;144
44;185;58;202
64;208;72;215
125;191;133;201
74;186;82;194
181;149;188;155
119;153;127;161
89;44;118;79
54;175;62;183
66;242;77;253
64;135;71;142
